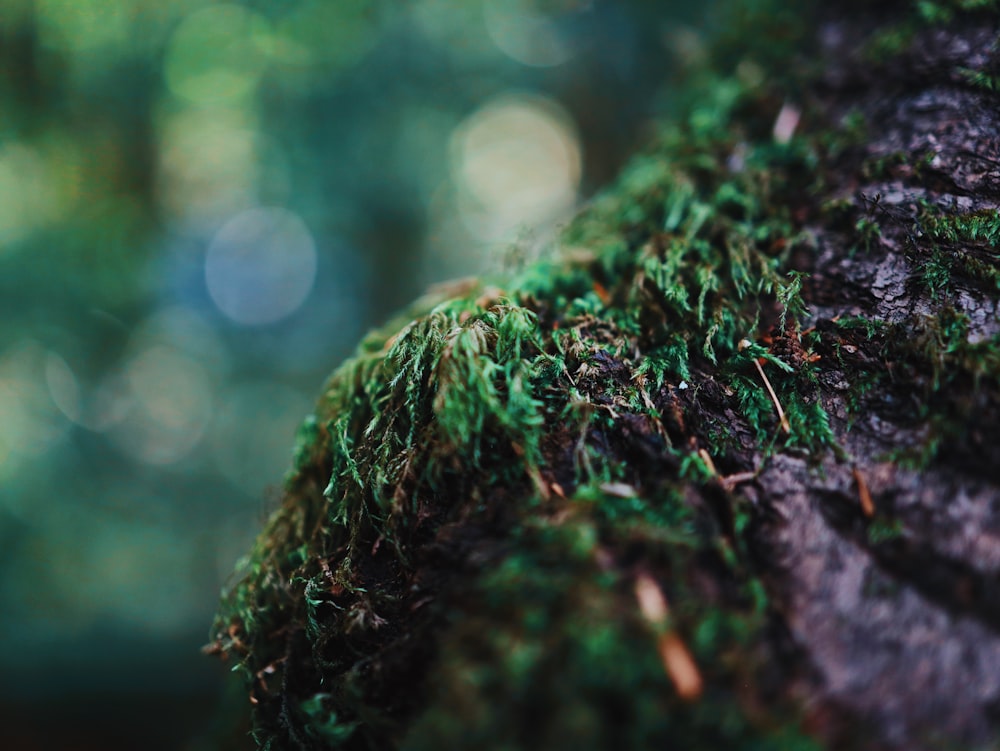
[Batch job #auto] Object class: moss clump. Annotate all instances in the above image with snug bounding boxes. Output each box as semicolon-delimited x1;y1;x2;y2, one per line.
917;206;1000;294
211;66;831;750
211;2;1000;749
208;2;839;747
837;307;1000;471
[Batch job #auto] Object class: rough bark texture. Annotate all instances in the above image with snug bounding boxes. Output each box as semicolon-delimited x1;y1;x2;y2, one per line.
754;9;1000;748
211;3;1000;750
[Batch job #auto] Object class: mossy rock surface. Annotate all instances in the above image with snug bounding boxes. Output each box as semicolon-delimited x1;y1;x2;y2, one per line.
210;2;1000;749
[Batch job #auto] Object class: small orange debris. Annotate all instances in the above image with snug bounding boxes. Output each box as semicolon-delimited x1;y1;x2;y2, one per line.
697;448;719;477
634;573;669;623
634;572;704;701
658;632;704;702
853;466;875;518
592;280;611;305
720;470;757;491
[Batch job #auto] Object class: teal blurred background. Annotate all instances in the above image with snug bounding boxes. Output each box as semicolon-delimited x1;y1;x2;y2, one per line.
0;1;710;747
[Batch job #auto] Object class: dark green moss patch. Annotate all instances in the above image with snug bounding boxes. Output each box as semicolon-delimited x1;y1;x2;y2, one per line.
866;517;906;545
916;206;1000;292
825;306;1000;473
403;496;820;751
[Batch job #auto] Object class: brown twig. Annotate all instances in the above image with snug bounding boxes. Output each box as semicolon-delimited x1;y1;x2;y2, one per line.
853;466;875;518
753;357;791;434
634;573;704;701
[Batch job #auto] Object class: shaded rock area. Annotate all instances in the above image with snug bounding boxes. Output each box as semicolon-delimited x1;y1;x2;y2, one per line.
742;11;1000;748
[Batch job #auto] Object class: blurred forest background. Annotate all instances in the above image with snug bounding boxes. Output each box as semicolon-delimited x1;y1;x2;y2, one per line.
0;0;715;747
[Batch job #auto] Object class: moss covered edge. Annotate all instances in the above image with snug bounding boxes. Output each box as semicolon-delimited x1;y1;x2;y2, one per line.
209;2;1000;749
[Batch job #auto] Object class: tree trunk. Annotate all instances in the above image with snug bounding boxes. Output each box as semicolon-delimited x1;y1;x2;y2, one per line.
210;3;1000;750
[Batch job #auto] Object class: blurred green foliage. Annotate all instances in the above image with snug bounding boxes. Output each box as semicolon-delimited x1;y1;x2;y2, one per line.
0;0;707;747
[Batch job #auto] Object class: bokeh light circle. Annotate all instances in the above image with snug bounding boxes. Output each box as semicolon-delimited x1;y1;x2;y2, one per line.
268;0;378;71
205;207;317;326
158;108;260;222
450;92;581;238
164;4;271;104
112;345;214;466
483;0;574;68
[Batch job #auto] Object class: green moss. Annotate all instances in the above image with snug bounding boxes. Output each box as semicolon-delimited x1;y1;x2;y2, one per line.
863;26;918;64
317;297;552;527
917;0;1000;22
827;99;1000;468
957;66;1000;92
898;307;1000;394
861;150;938;182
866;517;906;545
214;61;834;739
830;317;888;420
863;0;1000;63
836;306;1000;468
920;206;1000;245
834;316;888;340
298;695;361;746
706;0;818;84
404;500;820;751
209;2;935;749
853;215;883;254
514;69;834;456
916;207;1000;294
